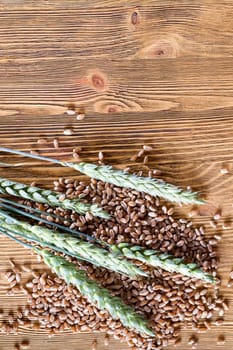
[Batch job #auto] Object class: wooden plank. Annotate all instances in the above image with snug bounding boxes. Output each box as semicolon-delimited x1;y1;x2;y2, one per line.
0;1;233;349
0;2;233;59
0;58;233;115
0;111;233;163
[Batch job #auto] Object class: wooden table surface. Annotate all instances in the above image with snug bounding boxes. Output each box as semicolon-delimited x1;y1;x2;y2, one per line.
0;1;233;349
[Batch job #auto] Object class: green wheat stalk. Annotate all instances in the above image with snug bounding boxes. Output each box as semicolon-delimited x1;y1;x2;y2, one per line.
111;243;215;284
0;148;204;204
0;211;146;278
0;177;109;219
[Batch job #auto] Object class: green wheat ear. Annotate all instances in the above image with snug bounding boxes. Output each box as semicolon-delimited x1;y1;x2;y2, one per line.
0;148;204;204
71;162;205;205
111;243;215;284
0;177;110;219
38;249;155;337
0;211;147;278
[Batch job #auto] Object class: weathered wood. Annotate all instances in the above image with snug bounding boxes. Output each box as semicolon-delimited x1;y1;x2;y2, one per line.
0;1;233;349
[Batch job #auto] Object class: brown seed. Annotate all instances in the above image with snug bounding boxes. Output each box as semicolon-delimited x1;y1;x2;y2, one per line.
174;337;181;346
217;335;225;345
148;212;157;218
188;335;198;345
9;259;16;268
91;339;97;350
209;239;218;245
6;273;16;283
32;323;40;330
32;270;40;278
66;108;76;115
189;209;198;217
167;207;174;215
22;264;31;272
73;147;82;154
143;155;149;164
197;325;208;333
227;280;232;287
130;155;138;162
153;169;162;176
37;138;47;144
98;151;104;161
222;301;229;311
76;113;85;120
213;213;221;220
26;282;33;289
10;280;17;288
128;201;136;207
220;167;228;174
73;152;80;160
63;128;74;135
53;138;59;149
15;273;21;283
215;318;224;326
58;194;66;202
143;145;153;151
137;149;145;157
209;220;217;228
21;339;30;349
30;150;39;155
214;234;222;240
104;334;109;346
204;321;211;330
20;286;29;295
222;222;231;229
16;309;23;319
219;308;225;317
8;314;14;324
4;271;12;279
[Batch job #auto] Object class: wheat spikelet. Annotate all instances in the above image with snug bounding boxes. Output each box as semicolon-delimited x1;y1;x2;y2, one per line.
0;177;109;219
111;243;215;284
0;211;146;278
39;249;154;337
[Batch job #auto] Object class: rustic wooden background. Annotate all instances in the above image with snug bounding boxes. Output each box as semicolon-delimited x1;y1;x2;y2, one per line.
0;1;233;349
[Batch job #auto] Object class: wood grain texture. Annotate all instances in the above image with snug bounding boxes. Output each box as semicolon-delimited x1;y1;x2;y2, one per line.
0;1;233;59
0;1;233;350
1;58;233;115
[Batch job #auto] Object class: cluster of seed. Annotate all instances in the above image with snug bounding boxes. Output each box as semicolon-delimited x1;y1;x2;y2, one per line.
53;177;218;274
1;176;227;349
